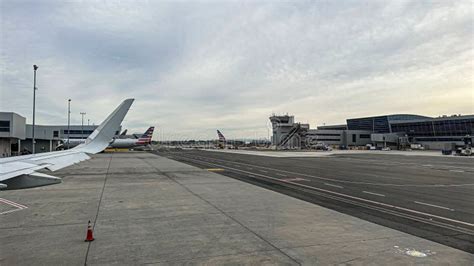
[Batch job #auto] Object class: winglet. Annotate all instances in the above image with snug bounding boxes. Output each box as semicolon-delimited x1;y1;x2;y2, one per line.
75;99;134;154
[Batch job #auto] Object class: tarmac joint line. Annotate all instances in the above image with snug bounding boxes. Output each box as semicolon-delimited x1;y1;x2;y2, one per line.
170;153;474;229
84;153;114;266
142;157;302;265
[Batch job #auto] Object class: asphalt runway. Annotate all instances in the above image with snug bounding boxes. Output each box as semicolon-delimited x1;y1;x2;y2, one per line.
155;149;474;253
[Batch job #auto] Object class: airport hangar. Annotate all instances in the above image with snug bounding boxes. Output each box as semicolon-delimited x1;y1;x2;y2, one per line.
0;111;121;157
270;113;474;150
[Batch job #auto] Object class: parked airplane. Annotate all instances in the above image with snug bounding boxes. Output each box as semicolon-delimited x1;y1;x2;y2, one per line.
58;126;154;149
216;130;242;149
119;129;128;136
117;129;140;139
217;130;226;149
0;99;134;190
110;126;154;148
119;129;145;139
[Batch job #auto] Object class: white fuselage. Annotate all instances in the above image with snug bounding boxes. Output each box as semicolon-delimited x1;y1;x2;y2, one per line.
109;139;143;148
61;138;147;149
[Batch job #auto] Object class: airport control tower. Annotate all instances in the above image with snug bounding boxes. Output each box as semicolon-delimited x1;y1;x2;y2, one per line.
269;115;308;149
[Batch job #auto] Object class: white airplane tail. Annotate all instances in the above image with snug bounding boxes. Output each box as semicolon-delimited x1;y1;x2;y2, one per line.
75;99;134;153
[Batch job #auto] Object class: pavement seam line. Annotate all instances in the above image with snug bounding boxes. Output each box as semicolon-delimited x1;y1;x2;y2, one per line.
84;153;113;266
0;221;92;230
183;153;474;188
162;152;474;253
171;153;474;230
167;173;302;266
143;156;302;266
177;154;473;223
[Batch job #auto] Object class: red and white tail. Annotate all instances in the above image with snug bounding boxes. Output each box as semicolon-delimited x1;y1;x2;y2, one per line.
137;126;154;145
217;130;226;142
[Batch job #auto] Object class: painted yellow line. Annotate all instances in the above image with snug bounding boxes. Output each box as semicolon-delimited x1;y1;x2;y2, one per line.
179;155;474;229
104;148;130;152
206;168;225;172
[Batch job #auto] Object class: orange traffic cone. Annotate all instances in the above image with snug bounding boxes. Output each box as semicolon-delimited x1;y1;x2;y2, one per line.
85;220;94;242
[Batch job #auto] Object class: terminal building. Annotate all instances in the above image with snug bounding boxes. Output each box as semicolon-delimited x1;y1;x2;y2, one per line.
270;113;473;150
0;112;26;157
0;111;121;157
21;124;99;154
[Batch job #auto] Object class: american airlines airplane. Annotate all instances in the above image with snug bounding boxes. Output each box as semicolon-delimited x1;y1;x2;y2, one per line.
0;99;134;190
59;126;154;149
109;126;154;148
217;129;226;149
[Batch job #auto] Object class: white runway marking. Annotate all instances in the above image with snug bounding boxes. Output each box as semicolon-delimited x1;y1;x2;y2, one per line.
282;177;308;182
276;173;287;177
449;170;465;173
414;201;455;211
189;154;474;188
0;198;28;215
179;155;474;228
422;164;433;167
259;170;268;173
363;191;385;197
324;183;343;189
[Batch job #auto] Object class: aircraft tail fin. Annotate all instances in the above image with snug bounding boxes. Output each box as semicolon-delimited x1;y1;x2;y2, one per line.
217;130;226;142
137;126;154;144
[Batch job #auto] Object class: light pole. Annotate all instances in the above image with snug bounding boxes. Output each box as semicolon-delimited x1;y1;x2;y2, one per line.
80;112;86;139
87;119;90;126
67;99;71;149
32;65;38;154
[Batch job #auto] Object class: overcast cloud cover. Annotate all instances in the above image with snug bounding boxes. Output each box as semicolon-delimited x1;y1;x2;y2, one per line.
1;0;472;140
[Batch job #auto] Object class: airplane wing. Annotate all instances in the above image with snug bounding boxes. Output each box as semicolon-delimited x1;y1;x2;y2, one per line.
0;99;134;190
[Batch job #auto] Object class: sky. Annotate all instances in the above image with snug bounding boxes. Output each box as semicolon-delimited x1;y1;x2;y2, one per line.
0;0;473;140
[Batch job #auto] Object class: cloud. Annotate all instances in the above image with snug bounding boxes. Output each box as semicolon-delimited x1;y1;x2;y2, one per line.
1;0;472;140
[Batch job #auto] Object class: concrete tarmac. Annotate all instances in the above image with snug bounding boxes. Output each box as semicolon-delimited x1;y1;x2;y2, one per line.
1;152;473;265
160;150;474;253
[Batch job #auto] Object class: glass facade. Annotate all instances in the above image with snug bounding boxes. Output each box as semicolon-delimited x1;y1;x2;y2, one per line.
315;133;341;136
347;116;391;133
391;117;474;137
317;125;347;130
347;114;432;133
63;129;94;135
0;120;10;132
